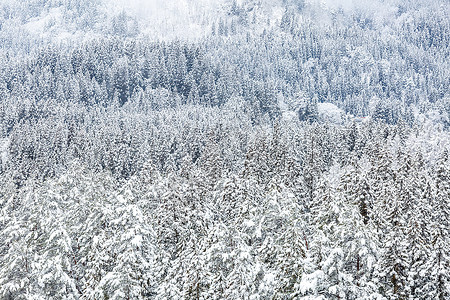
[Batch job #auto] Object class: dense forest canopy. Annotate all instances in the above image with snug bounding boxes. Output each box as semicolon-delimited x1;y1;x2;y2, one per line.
0;0;449;299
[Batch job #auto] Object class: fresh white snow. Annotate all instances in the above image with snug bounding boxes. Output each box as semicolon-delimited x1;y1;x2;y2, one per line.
317;102;344;124
0;138;9;168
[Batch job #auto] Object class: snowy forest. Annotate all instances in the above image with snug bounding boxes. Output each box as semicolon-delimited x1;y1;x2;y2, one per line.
0;0;449;299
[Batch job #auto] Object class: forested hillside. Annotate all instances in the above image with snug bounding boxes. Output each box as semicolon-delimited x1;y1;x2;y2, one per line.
0;0;449;299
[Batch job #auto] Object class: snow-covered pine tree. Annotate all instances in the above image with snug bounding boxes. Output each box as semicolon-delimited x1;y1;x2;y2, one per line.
422;150;450;300
337;161;379;299
95;181;155;299
375;149;410;299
